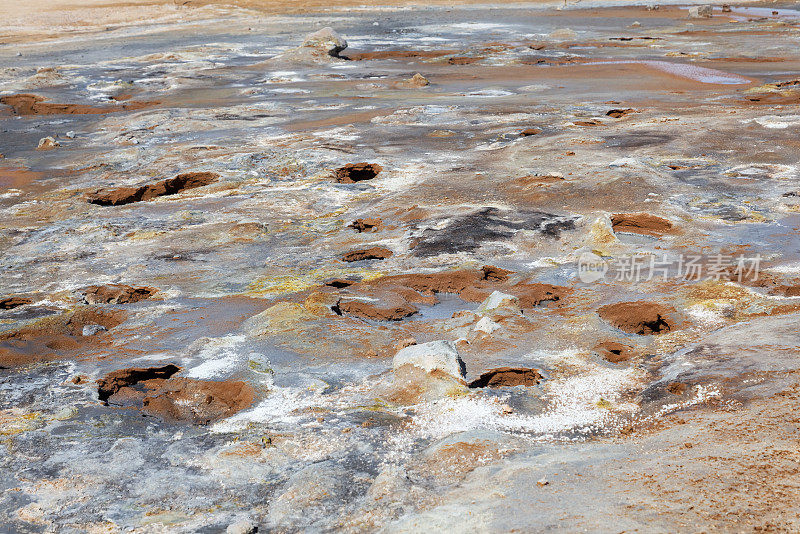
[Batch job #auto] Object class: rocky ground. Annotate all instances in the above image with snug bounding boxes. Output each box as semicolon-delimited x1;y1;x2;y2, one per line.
2;1;800;532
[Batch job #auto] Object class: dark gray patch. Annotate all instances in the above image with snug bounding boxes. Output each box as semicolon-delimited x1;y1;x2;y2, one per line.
412;207;577;257
604;133;672;148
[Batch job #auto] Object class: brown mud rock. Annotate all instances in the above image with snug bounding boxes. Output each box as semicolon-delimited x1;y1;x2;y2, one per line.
1;93;156;116
97;364;181;402
87;172;219;206
519;127;542;136
598;301;676;335
142;378;255;425
511;283;566;308
594;341;636;363
342;247;393;262
98;365;255;424
0;297;32;310
481;265;513;282
349;218;382;233
334;163;383;183
333;297;418;321
468;367;542;388
82;284;158;304
611;213;674;237
606;108;636;118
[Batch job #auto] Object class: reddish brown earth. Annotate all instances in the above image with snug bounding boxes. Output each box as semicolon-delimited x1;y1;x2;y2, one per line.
0;307;127;367
341;247;393;262
611;213;675;236
0;297;32;309
519;127;542;136
87;172;219;206
512;283;566;308
333;295;419;321
468;367;542;388
97;365;255;424
349;218;382;232
594;340;636;363
606;108;636;118
0;93;156;116
334;163;383;183
81;284;158;304
598;301;676;335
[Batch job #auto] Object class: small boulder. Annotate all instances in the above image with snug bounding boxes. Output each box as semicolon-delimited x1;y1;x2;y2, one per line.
36;136;59;150
688;5;713;18
392;340;466;380
401;73;430;88
477;291;520;315
301;27;348;57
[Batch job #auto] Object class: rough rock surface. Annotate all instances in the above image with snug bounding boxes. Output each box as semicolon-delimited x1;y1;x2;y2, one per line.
88;172;218;206
598;301;676;335
392;340;466;379
81;284;158;304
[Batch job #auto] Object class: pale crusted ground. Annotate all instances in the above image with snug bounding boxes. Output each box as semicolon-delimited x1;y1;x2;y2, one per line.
1;0;799;532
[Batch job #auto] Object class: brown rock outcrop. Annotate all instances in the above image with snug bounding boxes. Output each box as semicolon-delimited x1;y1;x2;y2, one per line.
81;284;158;304
468;367;542;388
334;163;383;183
87;172;219;206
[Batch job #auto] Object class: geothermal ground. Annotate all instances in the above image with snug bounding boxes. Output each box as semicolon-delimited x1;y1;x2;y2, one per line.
2;0;800;532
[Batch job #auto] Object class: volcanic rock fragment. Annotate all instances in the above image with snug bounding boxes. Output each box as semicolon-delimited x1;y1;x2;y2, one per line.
88;172;218;206
342;247;393;262
520;128;542;136
36;136;59;150
598;301;676;335
468;367;542;388
688;5;713;18
270;27;348;63
393;340;466;380
81;284;158;304
334;163;383;183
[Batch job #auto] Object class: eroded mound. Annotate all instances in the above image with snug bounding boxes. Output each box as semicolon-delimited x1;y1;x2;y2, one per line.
611;213;674;236
598;301;675;335
468;367;542;388
341;247;393;262
594;341;636;363
98;365;255;425
88;172;219;206
334;163;383;183
82;284;158;304
0;93;156;116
